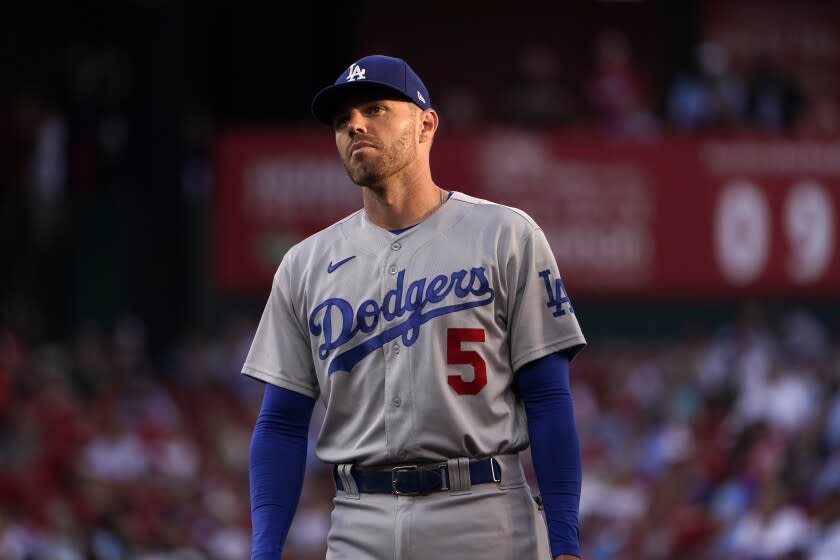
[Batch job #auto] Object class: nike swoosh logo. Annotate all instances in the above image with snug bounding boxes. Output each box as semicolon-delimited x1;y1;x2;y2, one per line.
327;256;356;273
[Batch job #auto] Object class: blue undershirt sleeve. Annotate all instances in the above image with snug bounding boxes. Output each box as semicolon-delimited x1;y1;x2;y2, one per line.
515;352;582;559
249;383;316;560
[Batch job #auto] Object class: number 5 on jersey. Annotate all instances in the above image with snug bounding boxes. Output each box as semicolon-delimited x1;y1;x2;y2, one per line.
447;328;486;395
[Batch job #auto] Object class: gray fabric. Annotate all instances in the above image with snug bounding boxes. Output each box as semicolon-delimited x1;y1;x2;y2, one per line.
327;475;551;559
446;457;471;495
337;463;359;499
242;192;586;467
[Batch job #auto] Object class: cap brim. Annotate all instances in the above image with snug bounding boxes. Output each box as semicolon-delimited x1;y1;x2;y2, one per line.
311;81;414;125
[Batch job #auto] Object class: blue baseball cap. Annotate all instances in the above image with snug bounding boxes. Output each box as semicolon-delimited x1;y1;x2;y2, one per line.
311;55;432;125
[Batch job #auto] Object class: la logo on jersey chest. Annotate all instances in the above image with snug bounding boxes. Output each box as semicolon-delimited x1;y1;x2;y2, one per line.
346;64;366;82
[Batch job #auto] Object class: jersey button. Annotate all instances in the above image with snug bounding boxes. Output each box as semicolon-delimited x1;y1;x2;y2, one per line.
388;265;397;275
391;242;401;251
392;397;402;407
398;450;408;460
392;343;400;354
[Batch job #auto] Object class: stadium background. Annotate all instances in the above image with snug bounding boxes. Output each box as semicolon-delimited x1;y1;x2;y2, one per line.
3;0;840;558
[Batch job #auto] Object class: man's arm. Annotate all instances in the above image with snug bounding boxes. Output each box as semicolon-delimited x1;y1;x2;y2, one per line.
515;352;582;560
249;383;316;560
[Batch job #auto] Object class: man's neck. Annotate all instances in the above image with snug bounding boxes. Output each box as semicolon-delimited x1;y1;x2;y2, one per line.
361;177;445;230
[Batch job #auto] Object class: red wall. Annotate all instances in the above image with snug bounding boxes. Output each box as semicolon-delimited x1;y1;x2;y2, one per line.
215;129;840;298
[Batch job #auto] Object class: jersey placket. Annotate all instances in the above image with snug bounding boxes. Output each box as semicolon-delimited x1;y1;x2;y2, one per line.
381;237;413;463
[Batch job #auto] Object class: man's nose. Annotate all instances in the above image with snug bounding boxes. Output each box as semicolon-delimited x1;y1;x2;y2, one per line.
347;109;367;134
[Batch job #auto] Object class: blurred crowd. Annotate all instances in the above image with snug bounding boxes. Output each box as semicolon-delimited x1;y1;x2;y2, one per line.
0;315;264;560
1;306;839;560
478;31;837;137
665;40;837;137
574;308;840;560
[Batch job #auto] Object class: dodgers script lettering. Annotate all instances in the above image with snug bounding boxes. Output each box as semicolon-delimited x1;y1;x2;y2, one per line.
309;267;495;374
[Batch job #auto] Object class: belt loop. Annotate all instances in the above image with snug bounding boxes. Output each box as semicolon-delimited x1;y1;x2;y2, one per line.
338;463;360;499
496;454;526;489
446;457;472;495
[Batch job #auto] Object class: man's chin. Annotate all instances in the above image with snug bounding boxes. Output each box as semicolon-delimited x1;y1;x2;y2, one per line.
350;173;382;187
345;165;383;186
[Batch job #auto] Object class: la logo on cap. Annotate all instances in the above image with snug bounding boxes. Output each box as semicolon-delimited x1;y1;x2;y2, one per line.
346;64;366;82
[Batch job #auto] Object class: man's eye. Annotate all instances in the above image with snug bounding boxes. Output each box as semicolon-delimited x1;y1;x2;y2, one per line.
333;115;349;128
369;106;385;114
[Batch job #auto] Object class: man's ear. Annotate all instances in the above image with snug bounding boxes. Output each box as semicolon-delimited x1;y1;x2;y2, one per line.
418;108;439;144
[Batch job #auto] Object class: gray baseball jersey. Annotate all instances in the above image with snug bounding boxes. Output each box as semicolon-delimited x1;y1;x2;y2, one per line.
242;191;586;467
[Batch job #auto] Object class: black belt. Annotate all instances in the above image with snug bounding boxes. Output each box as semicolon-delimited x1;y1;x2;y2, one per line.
334;457;502;496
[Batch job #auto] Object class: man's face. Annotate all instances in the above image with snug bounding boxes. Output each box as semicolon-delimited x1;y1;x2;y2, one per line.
332;95;420;187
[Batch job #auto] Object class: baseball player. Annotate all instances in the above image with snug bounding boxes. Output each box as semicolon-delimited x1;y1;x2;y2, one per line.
244;54;585;560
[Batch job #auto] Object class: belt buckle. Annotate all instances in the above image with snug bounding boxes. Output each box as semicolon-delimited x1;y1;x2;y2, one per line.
392;464;419;495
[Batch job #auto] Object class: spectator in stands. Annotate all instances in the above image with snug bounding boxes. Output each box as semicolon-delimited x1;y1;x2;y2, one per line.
497;44;577;127
668;41;746;130
586;29;659;139
744;54;806;133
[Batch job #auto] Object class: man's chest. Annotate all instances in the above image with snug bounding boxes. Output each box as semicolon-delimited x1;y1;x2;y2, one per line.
304;251;503;376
